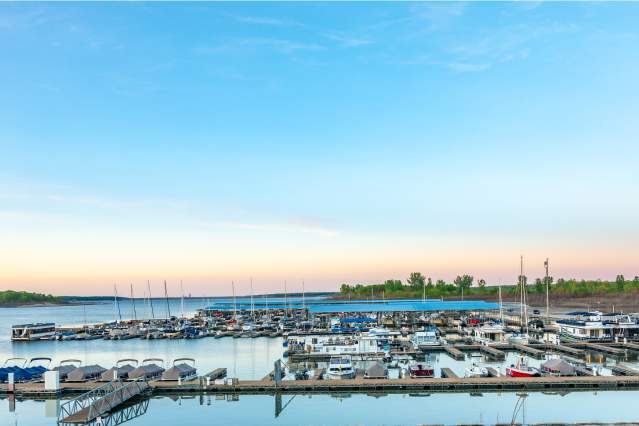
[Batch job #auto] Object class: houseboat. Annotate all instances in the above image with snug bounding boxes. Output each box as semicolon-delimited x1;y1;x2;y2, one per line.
555;311;612;342
11;323;56;341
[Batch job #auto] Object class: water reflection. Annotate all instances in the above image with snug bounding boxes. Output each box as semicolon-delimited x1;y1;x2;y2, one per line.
5;390;639;425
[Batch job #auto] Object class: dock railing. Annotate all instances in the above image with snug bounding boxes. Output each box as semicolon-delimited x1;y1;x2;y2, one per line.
58;379;148;424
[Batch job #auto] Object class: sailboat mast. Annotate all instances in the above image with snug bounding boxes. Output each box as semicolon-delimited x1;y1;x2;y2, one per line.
250;277;254;319
164;280;171;319
232;281;237;318
545;258;550;321
130;283;137;321
499;284;503;323
521;256;529;333
114;284;122;322
147;280;155;319
180;280;185;319
284;280;288;317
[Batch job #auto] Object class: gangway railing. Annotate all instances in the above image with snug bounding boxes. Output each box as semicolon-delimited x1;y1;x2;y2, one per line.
58;379;149;424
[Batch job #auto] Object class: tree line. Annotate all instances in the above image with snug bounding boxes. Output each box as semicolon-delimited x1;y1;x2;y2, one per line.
0;290;61;305
339;272;639;299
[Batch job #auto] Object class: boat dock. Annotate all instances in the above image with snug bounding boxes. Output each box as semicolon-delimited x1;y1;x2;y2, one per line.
609;364;639;376
511;343;544;359
8;374;639;399
439;368;458;378
479;345;505;360
550;344;585;357
442;344;465;360
584;343;626;356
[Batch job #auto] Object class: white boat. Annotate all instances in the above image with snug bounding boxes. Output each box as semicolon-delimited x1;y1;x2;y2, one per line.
411;328;442;348
508;332;530;345
464;363;489;378
11;323;56;341
326;356;355;380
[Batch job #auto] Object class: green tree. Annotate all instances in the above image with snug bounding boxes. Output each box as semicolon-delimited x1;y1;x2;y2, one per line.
407;272;425;288
616;275;625;291
454;275;473;290
426;277;433;288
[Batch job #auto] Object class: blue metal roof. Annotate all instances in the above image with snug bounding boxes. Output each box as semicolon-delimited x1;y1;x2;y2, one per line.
308;300;499;314
204;298;499;313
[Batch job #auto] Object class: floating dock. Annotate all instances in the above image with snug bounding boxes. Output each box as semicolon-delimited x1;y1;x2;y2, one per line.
512;343;544;359
442;344;465;360
7;375;639;399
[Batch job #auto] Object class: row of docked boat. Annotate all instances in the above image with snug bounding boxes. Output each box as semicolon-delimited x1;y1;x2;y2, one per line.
0;357;197;383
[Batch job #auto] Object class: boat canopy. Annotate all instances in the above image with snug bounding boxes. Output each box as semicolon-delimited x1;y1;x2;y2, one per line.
364;362;388;379
541;359;576;376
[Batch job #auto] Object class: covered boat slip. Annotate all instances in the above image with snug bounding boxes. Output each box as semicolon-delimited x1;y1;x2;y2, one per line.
128;359;165;380
204;299;500;313
99;359;139;381
161;358;197;381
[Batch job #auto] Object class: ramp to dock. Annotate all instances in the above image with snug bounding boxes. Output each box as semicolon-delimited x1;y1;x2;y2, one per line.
59;380;149;424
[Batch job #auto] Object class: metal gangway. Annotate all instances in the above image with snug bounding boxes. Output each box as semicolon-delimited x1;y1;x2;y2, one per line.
58;380;149;424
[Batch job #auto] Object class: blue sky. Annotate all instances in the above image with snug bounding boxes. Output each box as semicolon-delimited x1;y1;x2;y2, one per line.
1;2;638;296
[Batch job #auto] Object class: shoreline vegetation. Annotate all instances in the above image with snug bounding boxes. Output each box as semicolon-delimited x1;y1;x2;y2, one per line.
338;272;639;310
0;290;64;308
0;290;336;308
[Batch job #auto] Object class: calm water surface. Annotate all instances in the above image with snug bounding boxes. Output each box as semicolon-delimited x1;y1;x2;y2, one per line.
5;391;639;425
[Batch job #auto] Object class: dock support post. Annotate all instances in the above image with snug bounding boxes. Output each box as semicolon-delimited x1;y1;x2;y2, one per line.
7;372;14;393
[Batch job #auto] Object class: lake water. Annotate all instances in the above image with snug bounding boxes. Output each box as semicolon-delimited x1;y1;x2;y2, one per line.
5;390;639;425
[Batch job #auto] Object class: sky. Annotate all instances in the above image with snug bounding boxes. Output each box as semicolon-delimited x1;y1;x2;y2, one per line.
1;2;638;296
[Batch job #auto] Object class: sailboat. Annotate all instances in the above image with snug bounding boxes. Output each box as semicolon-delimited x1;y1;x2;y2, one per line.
508;256;530;345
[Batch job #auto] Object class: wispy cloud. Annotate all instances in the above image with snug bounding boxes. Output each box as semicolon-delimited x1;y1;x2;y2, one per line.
323;33;372;48
446;62;491;73
196;219;338;237
235;15;302;27
195;37;324;55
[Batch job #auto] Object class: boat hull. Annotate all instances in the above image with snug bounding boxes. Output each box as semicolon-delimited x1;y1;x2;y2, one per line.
506;367;540;377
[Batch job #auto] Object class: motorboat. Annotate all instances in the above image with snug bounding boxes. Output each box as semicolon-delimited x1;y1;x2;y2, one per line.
326;356;356;380
388;354;413;369
66;364;107;382
364;362;388;379
464;363;489;378
100;359;138;381
53;359;82;381
411;327;443;348
508;332;530;345
409;362;434;378
506;356;540;377
128;358;165;380
161;358;197;381
540;358;576;377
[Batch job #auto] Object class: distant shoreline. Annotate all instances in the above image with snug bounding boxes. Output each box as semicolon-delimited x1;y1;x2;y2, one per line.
0;300;104;309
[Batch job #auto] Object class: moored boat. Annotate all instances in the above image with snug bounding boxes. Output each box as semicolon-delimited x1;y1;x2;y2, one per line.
409;362;434;378
326;356;356;380
506;356;540;377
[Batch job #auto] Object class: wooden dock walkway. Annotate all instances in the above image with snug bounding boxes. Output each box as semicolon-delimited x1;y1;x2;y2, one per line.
7;374;639;399
585;343;626;356
442;344;465;360
609;364;639;376
479;345;505;360
440;368;458;378
623;342;639;352
550;344;585;357
512;344;544;358
485;367;500;377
